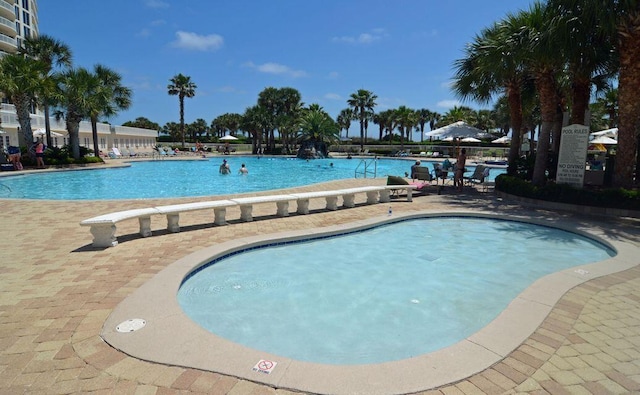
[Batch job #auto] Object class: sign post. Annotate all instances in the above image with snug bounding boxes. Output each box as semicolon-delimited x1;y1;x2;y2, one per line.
556;124;590;188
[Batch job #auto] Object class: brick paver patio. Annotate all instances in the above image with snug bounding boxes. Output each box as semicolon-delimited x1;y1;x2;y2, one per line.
1;169;639;394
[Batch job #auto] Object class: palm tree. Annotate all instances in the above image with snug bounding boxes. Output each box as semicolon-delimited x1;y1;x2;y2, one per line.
549;0;639;187
517;3;565;186
20;34;72;148
0;53;48;155
167;73;197;148
241;105;271;154
52;67;94;159
453;19;529;176
336;108;354;139
394;106;417;150
296;106;340;158
594;86;618;128
87;65;132;157
347;89;377;151
416;109;432;142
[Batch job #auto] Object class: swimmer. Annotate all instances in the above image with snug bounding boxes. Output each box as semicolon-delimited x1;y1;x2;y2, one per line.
238;163;248;174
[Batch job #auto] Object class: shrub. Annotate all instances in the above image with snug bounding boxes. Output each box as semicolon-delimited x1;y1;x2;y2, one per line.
495;175;640;211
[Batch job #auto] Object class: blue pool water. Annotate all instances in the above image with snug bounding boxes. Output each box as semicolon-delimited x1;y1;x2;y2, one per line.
0;157;505;200
178;217;615;365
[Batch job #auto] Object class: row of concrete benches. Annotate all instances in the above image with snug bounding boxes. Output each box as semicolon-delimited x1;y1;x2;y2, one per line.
80;185;418;247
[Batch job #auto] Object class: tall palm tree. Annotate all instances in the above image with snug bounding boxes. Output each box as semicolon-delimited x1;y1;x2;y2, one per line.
394;106;417;150
87;65;132;157
347;89;377;151
453;19;529;176
416;109;432;142
52;67;94;159
0;53;48;155
336;108;354;139
167;73;197;148
549;0;640;187
20;35;72;147
594;86;618;128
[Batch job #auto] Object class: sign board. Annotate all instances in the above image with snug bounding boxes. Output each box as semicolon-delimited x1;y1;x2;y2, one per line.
556;124;589;188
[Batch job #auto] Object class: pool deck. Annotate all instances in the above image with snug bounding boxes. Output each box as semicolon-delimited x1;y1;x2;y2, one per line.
1;173;640;394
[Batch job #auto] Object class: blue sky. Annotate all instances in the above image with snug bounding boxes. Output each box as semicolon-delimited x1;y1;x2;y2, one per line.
38;0;533;136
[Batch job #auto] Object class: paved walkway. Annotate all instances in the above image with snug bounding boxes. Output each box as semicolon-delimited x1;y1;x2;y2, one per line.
1;176;639;394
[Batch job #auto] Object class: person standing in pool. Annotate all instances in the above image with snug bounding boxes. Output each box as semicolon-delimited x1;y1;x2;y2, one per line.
219;159;230;174
238;163;248;174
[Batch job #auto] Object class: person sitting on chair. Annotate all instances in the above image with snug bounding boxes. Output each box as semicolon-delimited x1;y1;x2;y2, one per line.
410;160;421;179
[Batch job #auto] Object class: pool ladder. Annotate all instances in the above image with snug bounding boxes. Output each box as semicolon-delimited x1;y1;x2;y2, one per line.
354;158;377;178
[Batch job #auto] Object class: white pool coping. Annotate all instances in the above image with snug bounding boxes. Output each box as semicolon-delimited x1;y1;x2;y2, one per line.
100;210;638;395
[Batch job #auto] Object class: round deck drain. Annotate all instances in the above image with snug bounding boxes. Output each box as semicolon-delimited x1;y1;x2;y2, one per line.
116;318;146;333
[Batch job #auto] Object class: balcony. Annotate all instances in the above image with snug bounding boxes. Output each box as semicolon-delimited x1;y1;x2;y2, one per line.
0;0;12;20
0;32;15;53
0;16;14;36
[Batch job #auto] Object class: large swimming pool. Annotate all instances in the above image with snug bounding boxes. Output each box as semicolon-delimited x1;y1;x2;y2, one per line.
0;156;505;200
177;216;615;365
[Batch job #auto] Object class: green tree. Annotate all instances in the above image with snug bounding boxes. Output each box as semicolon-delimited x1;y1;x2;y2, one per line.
0;54;48;155
167;73;197;148
416;109;433;142
336;108;354;139
297;106;340;157
20;34;72;148
52;67;95;159
453;20;529;176
123;117;160;131
394;106;417;150
86;65;132;157
241;105;271;153
347;89;377;151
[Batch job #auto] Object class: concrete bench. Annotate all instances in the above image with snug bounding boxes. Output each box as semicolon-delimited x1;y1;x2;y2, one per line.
230;195;296;222
155;200;237;231
80;208;161;247
80;186;420;247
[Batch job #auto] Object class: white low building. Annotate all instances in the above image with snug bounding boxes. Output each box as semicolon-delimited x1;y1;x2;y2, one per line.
0;103;157;155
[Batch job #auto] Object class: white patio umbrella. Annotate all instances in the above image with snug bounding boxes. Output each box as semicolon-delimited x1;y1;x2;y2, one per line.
491;136;511;144
590;135;618;145
460;137;481;143
33;128;64;137
425;121;489;140
219;135;238;141
590;127;618;139
442;136;455;142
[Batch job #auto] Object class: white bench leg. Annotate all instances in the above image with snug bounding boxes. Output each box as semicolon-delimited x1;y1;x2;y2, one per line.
379;190;391;203
239;205;253;222
166;213;180;233
366;191;379;204
214;208;227;225
406;189;413;202
139;216;153;237
90;224;118;248
343;193;355;208
276;201;289;217
297;199;310;214
325;196;338;210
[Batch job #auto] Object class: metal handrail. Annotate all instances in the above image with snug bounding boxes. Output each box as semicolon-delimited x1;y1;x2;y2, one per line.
354;158;377;178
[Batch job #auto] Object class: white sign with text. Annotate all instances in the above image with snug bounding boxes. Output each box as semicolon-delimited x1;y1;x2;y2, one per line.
557;124;590;188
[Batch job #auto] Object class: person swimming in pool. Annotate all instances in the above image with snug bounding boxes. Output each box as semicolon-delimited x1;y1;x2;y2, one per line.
219;159;230;174
238;163;248;174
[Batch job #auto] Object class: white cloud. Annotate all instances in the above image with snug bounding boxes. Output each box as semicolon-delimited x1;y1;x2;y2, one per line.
437;100;460;108
243;61;306;78
144;0;169;9
327;71;339;79
324;93;341;100
332;29;388;44
170;31;224;51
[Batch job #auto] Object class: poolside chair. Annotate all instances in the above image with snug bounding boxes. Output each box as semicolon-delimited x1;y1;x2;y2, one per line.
431;163;449;185
387;175;429;196
166;148;177;156
464;165;489;186
111;147;123;158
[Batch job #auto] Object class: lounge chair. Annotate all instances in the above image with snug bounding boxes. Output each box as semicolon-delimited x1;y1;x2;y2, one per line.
387;175;429;196
110;147;123;159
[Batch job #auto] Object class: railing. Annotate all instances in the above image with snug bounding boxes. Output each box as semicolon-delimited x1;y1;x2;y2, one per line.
0;0;12;14
354;158;377;178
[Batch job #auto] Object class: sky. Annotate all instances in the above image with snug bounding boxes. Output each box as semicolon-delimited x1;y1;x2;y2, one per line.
38;0;534;137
